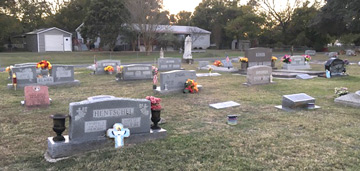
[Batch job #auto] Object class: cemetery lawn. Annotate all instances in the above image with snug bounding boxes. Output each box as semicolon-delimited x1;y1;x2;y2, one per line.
1;60;360;170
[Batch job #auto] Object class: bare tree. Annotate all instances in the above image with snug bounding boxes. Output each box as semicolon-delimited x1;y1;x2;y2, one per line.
125;0;168;55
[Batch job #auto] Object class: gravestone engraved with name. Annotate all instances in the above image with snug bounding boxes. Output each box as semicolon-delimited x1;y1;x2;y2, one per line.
51;65;75;82
305;50;316;56
159;70;196;91
245;48;272;67
122;64;152;80
95;60;121;74
246;66;272;85
37;77;54;84
69;96;151;142
282;56;311;70
325;58;346;77
12;66;37;85
275;93;320;110
24;85;50;108
158;58;182;71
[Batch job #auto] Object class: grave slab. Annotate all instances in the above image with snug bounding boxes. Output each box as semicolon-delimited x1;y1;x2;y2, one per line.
275;93;320;111
209;101;240;109
46;128;167;161
334;91;360;108
208;65;238;73
196;73;221;77
296;74;314;80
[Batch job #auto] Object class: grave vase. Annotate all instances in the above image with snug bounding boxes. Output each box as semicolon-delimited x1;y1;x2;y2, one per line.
271;61;275;68
50;114;67;142
151;110;161;130
241;62;248;70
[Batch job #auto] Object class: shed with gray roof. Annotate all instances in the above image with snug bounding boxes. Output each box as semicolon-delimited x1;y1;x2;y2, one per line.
25;27;72;52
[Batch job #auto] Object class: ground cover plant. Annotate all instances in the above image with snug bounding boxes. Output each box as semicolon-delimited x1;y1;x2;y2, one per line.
0;53;360;170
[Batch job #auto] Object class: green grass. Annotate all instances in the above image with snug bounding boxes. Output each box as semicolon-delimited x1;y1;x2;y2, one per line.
0;54;360;170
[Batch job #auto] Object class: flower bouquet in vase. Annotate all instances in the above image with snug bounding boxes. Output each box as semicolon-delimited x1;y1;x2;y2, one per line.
183;79;199;94
271;56;277;67
152;66;158;89
104;66;114;74
213;60;223;67
239;57;248;70
281;55;292;64
303;55;311;64
146;96;162;129
36;60;52;76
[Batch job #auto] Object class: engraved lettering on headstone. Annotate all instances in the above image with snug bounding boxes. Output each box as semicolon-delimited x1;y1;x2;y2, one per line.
93;108;134;118
56;67;72;78
122;117;141;128
256;53;266;57
84;120;107;133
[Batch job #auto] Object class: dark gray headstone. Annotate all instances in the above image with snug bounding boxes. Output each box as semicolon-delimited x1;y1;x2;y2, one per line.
325;58;345;76
305;50;316;56
160;70;196;91
282;93;315;109
12;66;37;85
245;48;272;67
51;65;75;82
246;66;272;85
69;95;151;142
158;58;182;71
95;60;121;74
122;64;152;80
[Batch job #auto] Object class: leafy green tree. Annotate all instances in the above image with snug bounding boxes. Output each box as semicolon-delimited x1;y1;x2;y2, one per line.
174;11;192;26
313;0;360;45
81;0;129;51
225;6;264;49
192;0;238;49
19;0;52;32
45;0;91;32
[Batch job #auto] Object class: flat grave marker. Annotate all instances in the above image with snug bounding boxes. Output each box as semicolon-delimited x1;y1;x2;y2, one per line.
209;101;240;109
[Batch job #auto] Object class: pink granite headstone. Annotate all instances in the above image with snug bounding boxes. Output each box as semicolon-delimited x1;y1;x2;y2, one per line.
24;86;50;108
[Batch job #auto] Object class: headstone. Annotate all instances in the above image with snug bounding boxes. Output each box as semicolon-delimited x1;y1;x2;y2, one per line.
51;65;75;82
24;85;50;108
334;90;360;108
11;66;37;85
296;74;313;80
328;52;338;58
246;66;272;85
14;63;37;67
37;77;54;84
159;70;197;91
245;48;272;67
69;95;151;142
325;58;346;76
346;50;356;56
221;59;233;68
198;61;209;69
122;64;152;80
209;101;240;109
157;58;182;71
282;56;311;70
95;60;121;74
305;50;316;56
275;93;320;110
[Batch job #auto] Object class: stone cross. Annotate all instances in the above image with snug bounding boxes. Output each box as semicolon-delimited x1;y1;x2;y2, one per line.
107;123;130;148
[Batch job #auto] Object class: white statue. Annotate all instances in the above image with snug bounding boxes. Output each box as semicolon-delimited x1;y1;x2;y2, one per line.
183;36;192;59
160;48;164;58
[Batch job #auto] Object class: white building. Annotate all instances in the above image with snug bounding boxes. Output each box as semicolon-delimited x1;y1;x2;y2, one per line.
75;24;211;51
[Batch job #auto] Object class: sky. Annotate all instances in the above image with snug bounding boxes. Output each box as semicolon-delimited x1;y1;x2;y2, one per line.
162;0;324;15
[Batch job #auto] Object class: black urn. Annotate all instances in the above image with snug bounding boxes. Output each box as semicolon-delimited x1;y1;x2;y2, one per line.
50;114;67;142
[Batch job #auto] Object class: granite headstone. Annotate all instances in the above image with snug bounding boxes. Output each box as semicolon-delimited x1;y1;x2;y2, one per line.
158;57;182;71
305;50;316;56
334;90;360;108
159;70;196;91
281;93;316;110
296;74;313;80
12;66;37;85
24;85;50;108
95;60;121;74
245;48;272;67
328;52;338;58
122;64;152;80
282;56;311;70
69;95;151;142
51;65;75;82
246;66;272;85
